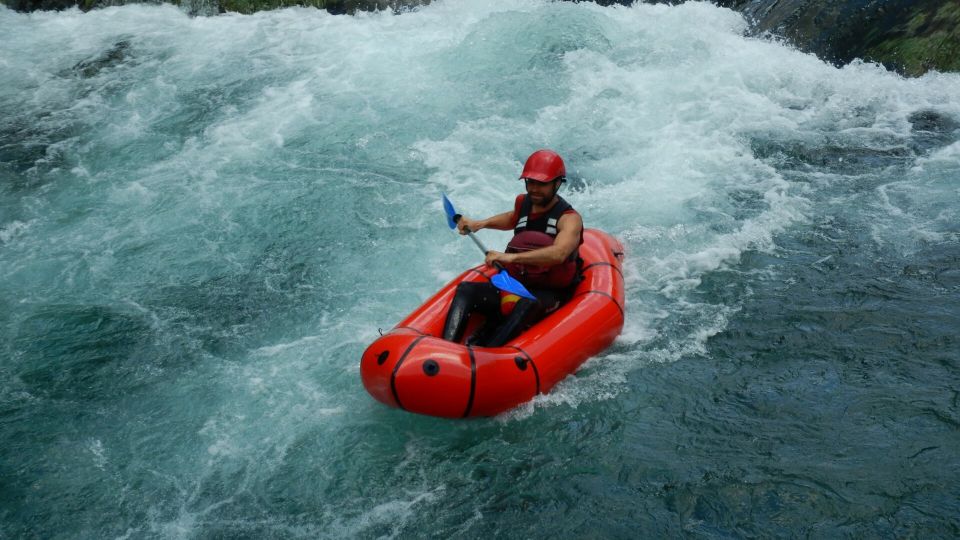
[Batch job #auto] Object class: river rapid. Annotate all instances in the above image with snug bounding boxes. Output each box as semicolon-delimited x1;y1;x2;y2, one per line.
2;1;959;537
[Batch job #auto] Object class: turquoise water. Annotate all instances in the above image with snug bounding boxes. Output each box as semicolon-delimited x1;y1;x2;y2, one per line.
2;1;959;537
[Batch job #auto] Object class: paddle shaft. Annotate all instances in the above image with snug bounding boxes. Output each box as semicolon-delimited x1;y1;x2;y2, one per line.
467;230;511;272
449;205;535;300
454;214;507;272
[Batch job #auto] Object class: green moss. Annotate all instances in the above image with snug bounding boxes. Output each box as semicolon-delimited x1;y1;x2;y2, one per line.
865;2;960;76
934;2;960;22
871;36;960;76
904;12;927;34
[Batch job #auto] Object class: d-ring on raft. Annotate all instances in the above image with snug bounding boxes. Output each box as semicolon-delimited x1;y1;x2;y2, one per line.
360;229;625;418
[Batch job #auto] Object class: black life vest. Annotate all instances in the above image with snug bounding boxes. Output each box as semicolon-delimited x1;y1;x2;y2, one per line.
504;195;581;289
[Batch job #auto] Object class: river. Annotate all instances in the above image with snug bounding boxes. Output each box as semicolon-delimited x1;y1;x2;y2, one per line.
2;1;959;537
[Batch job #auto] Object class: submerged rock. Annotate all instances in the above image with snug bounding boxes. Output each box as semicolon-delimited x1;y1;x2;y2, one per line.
70;39;132;78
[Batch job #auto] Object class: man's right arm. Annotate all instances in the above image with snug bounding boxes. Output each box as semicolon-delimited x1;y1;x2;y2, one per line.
457;211;515;235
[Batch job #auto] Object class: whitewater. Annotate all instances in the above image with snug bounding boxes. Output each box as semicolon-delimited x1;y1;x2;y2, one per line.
1;0;958;537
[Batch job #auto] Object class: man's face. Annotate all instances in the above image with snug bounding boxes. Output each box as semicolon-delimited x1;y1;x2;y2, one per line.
524;178;558;205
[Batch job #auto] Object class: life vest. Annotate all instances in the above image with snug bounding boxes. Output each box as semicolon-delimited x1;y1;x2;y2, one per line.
504;195;581;289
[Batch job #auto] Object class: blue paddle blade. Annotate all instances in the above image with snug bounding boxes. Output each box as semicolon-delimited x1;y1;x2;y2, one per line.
442;193;458;229
491;270;537;300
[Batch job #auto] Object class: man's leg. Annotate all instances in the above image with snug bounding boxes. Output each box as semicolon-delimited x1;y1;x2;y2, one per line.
478;287;568;347
442;282;500;343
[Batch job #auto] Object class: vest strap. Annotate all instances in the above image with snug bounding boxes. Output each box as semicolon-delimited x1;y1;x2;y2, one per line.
514;195;572;237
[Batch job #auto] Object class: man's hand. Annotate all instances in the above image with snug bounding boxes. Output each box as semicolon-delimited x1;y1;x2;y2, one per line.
485;250;515;267
456;216;480;235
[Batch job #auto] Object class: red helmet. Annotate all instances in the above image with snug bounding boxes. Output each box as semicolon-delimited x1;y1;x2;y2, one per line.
520;149;565;183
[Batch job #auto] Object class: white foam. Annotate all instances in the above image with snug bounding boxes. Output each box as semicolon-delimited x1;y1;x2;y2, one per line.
87;438;108;470
329;486;445;539
0;220;33;244
915;141;960;170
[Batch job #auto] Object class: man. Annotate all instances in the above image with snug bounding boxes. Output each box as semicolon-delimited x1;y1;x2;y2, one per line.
442;149;584;347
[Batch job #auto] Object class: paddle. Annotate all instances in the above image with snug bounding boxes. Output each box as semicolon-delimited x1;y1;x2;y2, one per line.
442;193;536;300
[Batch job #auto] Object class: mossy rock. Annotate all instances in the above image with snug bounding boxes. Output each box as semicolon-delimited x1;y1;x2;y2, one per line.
865;3;960;76
737;0;960;76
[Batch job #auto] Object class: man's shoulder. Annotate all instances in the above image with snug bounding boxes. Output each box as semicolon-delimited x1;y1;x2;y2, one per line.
557;208;583;232
557;197;579;217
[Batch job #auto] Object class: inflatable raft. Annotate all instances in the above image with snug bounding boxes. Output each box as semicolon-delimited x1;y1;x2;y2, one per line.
360;229;625;418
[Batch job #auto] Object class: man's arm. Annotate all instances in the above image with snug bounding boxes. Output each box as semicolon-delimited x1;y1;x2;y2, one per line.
456;210;516;234
485;213;583;267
